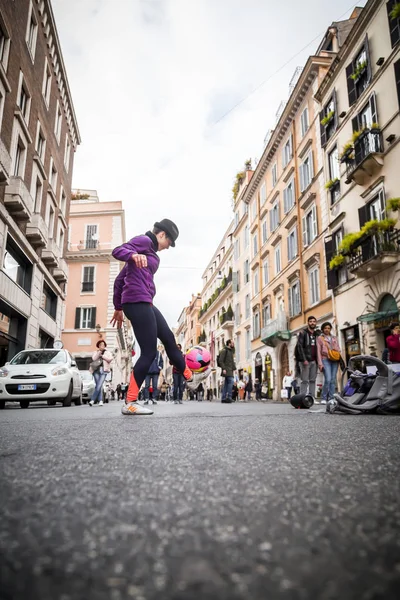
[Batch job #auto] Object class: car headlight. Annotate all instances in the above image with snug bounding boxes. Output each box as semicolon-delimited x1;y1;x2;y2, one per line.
51;367;68;376
0;368;9;378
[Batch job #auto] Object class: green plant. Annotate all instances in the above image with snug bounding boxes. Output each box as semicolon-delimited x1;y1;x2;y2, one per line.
232;171;246;200
226;304;234;319
338;232;363;255
360;219;380;237
370;122;380;130
220;276;227;289
71;192;90;200
321;110;334;127
376;218;396;231
329;254;345;270
390;2;400;20
340;142;353;159
245;159;252;169
325;177;339;190
352;128;365;143
387;197;400;211
350;60;367;81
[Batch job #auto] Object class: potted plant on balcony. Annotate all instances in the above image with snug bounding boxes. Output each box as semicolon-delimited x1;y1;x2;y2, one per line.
350;60;368;82
226;304;234;321
370;122;381;133
245;159;252;171
321;110;335;127
329;254;345;270
390;2;400;20
340;141;354;163
325;177;339;190
232;171;245;201
387;198;400;212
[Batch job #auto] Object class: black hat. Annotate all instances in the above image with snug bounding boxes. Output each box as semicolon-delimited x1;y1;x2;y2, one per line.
154;218;179;247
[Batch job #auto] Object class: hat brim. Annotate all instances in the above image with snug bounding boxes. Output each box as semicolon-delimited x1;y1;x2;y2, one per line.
154;222;175;247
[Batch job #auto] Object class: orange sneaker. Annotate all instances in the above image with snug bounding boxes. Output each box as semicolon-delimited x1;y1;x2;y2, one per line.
121;402;153;415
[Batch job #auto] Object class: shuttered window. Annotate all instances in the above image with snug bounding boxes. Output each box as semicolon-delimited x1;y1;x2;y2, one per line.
346;36;372;107
82;266;95;292
319;91;338;148
387;0;400;48
395;59;400;110
75;307;96;329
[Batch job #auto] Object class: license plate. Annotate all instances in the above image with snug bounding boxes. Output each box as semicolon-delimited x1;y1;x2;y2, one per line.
18;384;36;391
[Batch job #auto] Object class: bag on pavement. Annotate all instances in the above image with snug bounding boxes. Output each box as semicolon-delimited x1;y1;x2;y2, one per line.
280;388;288;399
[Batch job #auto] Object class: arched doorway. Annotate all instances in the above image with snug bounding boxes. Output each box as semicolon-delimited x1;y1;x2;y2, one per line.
254;352;263;383
279;344;289;397
378;294;399;351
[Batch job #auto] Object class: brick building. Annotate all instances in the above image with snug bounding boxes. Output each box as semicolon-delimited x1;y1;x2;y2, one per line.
0;0;80;364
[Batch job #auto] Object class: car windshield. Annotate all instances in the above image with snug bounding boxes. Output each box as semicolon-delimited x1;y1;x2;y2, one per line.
80;371;93;381
10;351;67;365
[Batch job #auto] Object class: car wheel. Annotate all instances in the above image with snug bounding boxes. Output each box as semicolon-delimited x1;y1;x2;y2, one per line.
74;390;82;406
20;400;30;409
63;381;73;407
47;399;57;406
0;400;5;410
82;398;88;404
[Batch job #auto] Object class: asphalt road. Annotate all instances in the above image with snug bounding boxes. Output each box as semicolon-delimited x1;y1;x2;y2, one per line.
1;400;399;600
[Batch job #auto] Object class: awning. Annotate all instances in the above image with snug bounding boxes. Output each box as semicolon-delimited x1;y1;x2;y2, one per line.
357;310;399;323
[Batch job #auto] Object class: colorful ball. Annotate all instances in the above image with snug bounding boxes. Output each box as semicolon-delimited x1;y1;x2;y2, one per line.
185;345;211;373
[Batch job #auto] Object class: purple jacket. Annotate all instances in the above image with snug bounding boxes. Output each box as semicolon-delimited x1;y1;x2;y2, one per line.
112;234;160;308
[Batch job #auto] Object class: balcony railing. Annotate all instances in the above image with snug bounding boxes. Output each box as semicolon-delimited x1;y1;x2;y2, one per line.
347;228;400;277
67;241;113;253
199;270;233;318
346;129;383;185
261;311;291;347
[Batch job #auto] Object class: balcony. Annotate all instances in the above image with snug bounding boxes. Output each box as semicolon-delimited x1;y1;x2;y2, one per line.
220;311;234;330
345;129;384;185
4;177;34;221
53;258;69;283
347;228;400;278
42;239;60;268
261;311;291;347
26;213;48;249
0;139;12;185
66;240;113;258
198;270;233;319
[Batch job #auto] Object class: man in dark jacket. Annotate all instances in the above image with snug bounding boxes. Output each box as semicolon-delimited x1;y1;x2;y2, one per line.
295;315;320;398
219;339;236;403
173;344;185;404
144;348;163;404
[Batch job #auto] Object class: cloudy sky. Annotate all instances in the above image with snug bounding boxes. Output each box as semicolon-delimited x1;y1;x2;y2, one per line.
52;0;365;326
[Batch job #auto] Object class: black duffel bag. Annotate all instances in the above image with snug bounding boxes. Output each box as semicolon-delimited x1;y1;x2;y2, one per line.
290;393;314;409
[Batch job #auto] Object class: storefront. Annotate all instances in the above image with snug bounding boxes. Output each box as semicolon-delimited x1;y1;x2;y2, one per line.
342;324;361;364
0;303;27;365
356;293;399;358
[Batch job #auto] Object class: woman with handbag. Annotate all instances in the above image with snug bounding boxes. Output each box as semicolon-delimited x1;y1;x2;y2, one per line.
317;322;341;405
89;340;113;406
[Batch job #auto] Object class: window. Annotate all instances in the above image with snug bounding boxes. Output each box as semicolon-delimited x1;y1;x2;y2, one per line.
34;176;43;212
282;135;293;169
13;138;27;178
57;223;65;252
245;294;250;319
253;233;258;257
300;106;309;138
262;259;269;286
275;245;281;275
235;334;241;362
333;228;347;286
260;182;267;206
64;136;71;171
299;153;313;192
42;282;57;319
232;270;240;292
346;37;371;106
234;239;240;261
288;281;301;317
394;60;400;110
387;1;400;48
253;311;261;339
245;329;251;360
26;2;38;60
320;92;337;147
49;158;57;191
35;122;46;163
253;270;259;295
54;101;62;143
272;163;278;187
244;225;249;248
287;227;298;261
3;237;32;294
235;211;239;228
42;59;52;106
251;198;257;221
261;219;267;245
244;259;250;284
18;74;31;123
85;224;98;249
328;146;340;204
283;179;295;213
262;303;271;326
76;307;96;330
235;302;241;326
0;22;10;70
302;205;318;247
46;199;55;238
270;202;279;232
309;267;320;305
0;84;5;133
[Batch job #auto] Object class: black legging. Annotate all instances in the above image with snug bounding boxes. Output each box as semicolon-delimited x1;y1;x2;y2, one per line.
122;302;186;391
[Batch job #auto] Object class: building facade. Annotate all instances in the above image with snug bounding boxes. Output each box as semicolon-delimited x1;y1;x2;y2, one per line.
0;0;80;364
198;222;234;395
316;0;400;362
61;190;131;384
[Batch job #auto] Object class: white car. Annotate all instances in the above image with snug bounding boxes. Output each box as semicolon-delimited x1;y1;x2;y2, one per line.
0;349;82;409
79;370;95;403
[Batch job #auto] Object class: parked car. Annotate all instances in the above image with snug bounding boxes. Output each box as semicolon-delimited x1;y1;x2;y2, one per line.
80;370;95;404
0;349;82;409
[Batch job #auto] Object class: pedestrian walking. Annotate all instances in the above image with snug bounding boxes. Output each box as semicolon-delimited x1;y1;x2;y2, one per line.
120;382;128;402
245;374;253;402
89;340;113;406
197;382;204;401
254;378;262;401
295;315;320;398
282;370;294;400
111;219;209;415
116;383;121;400
173;344;185;404
386;322;400;363
317;322;341;405
218;339;236;403
144;348;163;405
